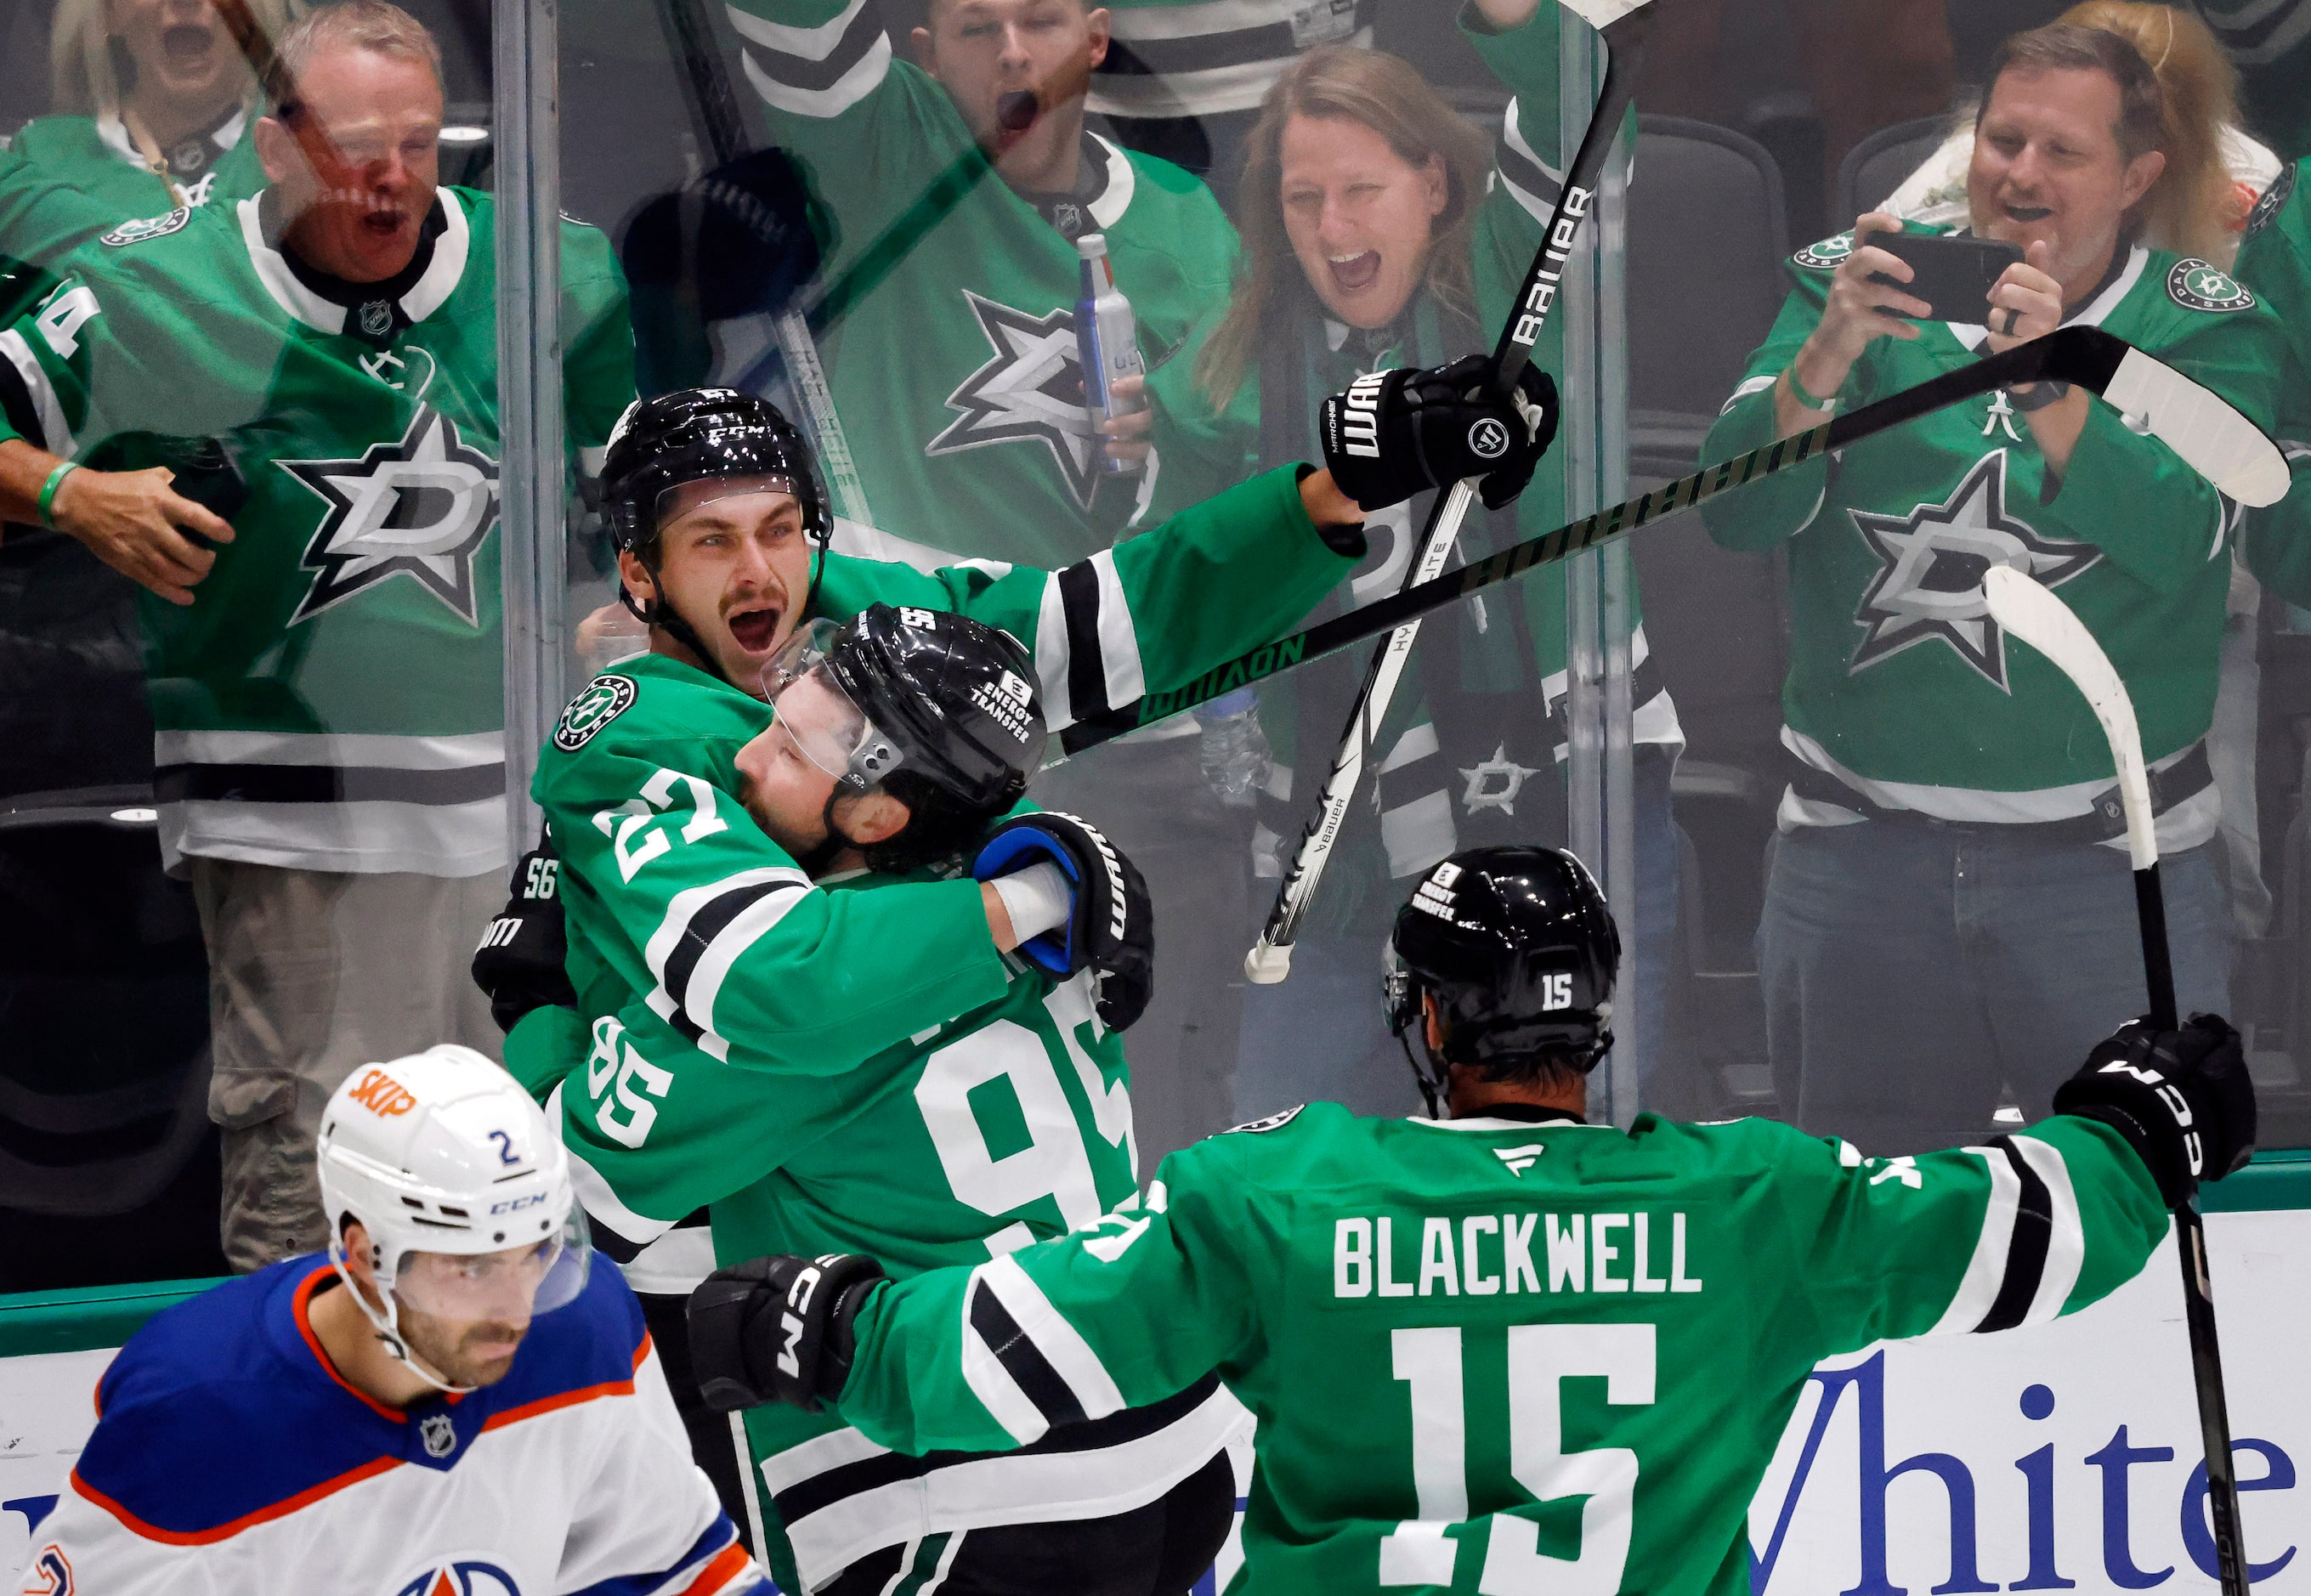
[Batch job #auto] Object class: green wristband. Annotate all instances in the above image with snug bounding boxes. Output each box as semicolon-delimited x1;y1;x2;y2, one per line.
1785;365;1839;410
36;461;78;529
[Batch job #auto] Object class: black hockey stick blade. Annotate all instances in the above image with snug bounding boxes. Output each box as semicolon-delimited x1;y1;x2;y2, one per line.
1245;0;1655;982
1057;325;2284;757
1983;564;2249;1596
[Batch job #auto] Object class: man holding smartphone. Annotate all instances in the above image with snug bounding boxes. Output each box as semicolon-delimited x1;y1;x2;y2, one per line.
1698;20;2282;1153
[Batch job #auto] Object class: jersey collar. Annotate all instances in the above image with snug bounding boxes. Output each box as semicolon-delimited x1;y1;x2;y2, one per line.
1947;241;2148;351
238;185;470;336
1085;133;1136;230
1406;1112;1611;1133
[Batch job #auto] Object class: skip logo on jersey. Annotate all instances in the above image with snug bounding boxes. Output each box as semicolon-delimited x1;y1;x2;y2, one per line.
1847;450;2099;689
929;291;1107;507
282;405;501;625
389;1558;522;1596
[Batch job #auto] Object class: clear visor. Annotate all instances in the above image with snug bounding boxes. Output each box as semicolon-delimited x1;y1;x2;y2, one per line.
390;1210;592;1322
761;621;905;790
654;475;801;539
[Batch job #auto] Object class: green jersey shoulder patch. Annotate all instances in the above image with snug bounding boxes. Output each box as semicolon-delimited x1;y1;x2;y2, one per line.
2167;257;2257;312
553;674;639;750
1225;1105;1305;1135
100;208;191;247
1793;232;1855;270
2244;163;2296;246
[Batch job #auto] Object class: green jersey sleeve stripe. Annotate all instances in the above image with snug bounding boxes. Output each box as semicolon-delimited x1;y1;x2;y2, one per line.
0;326;70;455
1494;101;1565;224
2008;1134;2087;1328
731;0;891;118
1928;1135;2082;1335
961;1256;1127;1444
641;867;814;1057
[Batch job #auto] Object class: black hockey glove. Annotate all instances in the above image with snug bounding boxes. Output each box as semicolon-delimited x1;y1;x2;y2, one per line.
2053;1013;2256;1207
1320;352;1560;514
972;812;1155;1033
471;844;576;1034
688;1252;886;1413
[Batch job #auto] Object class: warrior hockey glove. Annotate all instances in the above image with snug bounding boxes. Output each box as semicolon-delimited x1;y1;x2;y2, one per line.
2053;1013;2256;1207
973;812;1155;1033
471;844;576;1034
688;1252;886;1413
1320;352;1560;514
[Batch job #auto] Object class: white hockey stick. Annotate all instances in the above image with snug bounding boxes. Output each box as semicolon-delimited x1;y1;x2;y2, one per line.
1245;0;1659;984
1056;326;2286;756
1983;564;2252;1596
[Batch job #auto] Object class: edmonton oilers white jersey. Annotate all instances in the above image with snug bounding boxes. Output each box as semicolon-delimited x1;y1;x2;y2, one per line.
14;1256;768;1596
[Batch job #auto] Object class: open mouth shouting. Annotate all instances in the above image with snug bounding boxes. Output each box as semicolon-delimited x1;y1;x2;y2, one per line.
1327;250;1383;294
161;23;216;62
726;603;784;656
996;90;1039;134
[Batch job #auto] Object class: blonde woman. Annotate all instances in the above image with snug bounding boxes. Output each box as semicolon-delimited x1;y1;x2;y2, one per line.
11;0;303;218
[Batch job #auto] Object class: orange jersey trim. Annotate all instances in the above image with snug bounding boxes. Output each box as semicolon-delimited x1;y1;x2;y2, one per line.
71;1455;403;1548
671;1541;755;1596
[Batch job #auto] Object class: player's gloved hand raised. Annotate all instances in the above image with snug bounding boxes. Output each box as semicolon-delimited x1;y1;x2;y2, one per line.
1320;353;1560;514
2053;1013;2256;1206
973;812;1155;1033
471;843;576;1034
688;1252;886;1413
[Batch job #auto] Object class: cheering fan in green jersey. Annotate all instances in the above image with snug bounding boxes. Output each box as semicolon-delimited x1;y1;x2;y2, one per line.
0;2;636;1273
1699;20;2286;1155
694;844;2254;1596
475;375;1537;1590
2233;161;2311;601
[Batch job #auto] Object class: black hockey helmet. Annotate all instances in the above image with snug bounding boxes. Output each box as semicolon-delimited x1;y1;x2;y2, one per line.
602;388;832;684
1385;845;1620;1113
763;603;1045;869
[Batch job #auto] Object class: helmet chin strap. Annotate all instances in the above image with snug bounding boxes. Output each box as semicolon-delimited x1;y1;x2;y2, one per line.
328;1243;478;1396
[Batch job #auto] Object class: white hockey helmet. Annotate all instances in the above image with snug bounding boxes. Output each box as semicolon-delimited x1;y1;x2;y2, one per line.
317;1045;591;1388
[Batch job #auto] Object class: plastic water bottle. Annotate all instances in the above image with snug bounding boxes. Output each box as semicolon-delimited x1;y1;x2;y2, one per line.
1199;688;1272;809
1075;232;1147;478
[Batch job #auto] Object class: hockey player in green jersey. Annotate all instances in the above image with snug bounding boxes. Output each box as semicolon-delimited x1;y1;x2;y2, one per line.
1699;20;2284;1153
0;2;636;1271
480;374;1544;1589
694;843;2256;1596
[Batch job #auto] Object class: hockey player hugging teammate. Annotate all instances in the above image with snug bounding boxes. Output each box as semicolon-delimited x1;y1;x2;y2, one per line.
688;846;2257;1596
1700;20;2284;1152
0;2;636;1270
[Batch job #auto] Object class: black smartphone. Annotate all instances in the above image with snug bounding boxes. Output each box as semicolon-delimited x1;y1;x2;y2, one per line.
1866;231;2025;323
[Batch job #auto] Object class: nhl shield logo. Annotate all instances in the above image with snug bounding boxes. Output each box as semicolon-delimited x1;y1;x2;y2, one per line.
419;1411;458;1459
553;675;638;751
358;299;395;337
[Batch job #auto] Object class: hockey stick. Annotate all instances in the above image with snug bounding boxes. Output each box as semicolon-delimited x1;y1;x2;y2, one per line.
1981;564;2251;1596
1056;325;2287;758
652;0;876;524
1245;0;1656;983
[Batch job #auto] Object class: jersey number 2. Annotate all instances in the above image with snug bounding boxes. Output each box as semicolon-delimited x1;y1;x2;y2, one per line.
1383;1322;1655;1594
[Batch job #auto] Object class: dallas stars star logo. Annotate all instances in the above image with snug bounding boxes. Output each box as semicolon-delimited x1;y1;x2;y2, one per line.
926;291;1102;507
1848;450;2099;689
281;406;500;625
1460;744;1543;815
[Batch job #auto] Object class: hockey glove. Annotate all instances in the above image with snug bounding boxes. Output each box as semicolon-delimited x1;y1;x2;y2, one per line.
1320;353;1560;514
2053;1013;2256;1207
688;1252;886;1413
972;812;1155;1033
471;844;576;1034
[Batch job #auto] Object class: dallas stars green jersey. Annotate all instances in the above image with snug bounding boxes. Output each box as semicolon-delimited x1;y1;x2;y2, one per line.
2235;163;2311;604
834;1101;2167;1596
1701;224;2280;846
5;108;266;221
1088;0;1372;122
2189;0;2311;159
723;0;1244;566
0;186;633;876
516;467;1354;1587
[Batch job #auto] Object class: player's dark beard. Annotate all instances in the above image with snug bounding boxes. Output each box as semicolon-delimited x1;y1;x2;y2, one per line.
400;1310;529;1388
789;789;857;877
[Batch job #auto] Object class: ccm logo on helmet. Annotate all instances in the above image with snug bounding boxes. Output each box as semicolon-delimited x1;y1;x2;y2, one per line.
346;1068;417;1118
490;1192;548;1215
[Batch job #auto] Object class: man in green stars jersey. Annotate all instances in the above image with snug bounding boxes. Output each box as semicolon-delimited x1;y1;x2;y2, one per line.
1699;21;2285;1153
0;2;636;1271
694;844;2255;1596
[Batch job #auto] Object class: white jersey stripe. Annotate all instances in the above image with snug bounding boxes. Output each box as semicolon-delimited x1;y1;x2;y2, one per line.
959;1264;1053;1446
0;327;71;459
2010;1135;2086;1326
156;728;506;769
688;880;813;1061
724;0;871;59
1927;1146;2021;1335
761;1424;894;1497
1089;548;1147;710
643;868;813;1031
739;32;891;119
978;1254;1127;1422
1034;571;1076;730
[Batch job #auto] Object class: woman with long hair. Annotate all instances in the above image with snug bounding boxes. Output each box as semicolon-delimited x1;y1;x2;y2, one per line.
9;0;303;220
1146;0;1689;1124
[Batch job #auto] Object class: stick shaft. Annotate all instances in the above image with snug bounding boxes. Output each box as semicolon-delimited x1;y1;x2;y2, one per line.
2135;863;2180;1032
1248;8;1651;972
